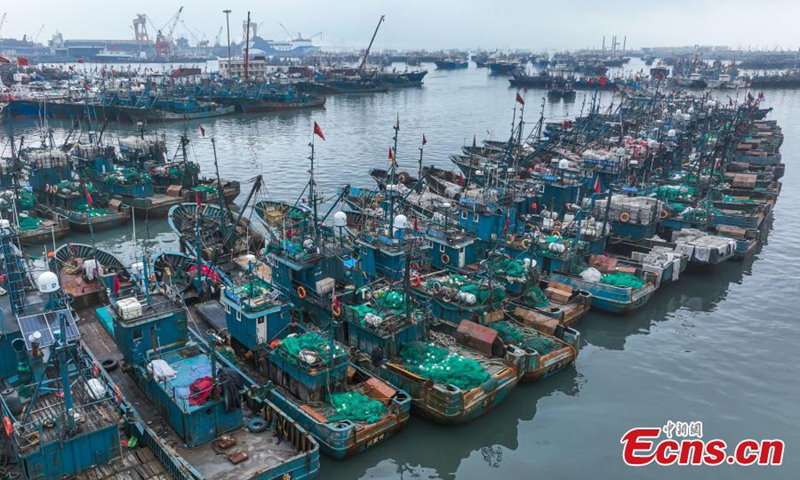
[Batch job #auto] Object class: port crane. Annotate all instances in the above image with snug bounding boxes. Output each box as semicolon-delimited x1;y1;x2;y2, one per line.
358;15;385;73
213;25;224;47
278;23;321;42
154;6;184;58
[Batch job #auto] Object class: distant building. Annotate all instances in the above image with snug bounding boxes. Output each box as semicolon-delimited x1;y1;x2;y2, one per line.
219;53;279;78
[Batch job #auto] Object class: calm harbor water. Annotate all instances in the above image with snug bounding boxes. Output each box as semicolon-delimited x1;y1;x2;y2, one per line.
2;60;798;480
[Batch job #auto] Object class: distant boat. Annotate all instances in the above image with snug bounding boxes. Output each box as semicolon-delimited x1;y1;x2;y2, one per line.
434;59;469;70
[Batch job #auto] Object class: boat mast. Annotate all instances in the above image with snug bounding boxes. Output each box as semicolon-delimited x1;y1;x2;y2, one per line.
308;133;318;240
388;116;399;239
244;11;251;80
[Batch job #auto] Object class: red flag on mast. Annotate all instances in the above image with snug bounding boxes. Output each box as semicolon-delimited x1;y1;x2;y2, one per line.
593;176;601;193
516;92;525;105
17;57;29;67
422;134;427;146
85;188;93;207
199;125;206;137
388;147;396;166
313;121;325;141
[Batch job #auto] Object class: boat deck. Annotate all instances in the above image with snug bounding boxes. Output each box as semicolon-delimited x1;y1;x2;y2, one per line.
72;444;174;480
77;313;302;480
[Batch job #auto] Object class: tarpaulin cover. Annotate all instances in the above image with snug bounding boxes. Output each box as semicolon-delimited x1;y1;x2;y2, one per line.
189;376;213;406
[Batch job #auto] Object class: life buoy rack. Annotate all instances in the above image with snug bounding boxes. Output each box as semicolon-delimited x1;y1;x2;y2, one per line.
297;286;307;299
410;275;421;287
440;253;451;265
619;212;631;223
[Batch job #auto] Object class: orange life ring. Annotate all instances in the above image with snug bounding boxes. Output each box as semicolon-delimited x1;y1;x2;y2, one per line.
332;304;342;317
619;212;631;223
52;185;58;194
441;253;451;265
114;386;122;404
410;275;421;287
270;338;282;348
521;238;532;250
297;286;307;299
3;416;12;436
660;209;669;220
552;220;562;231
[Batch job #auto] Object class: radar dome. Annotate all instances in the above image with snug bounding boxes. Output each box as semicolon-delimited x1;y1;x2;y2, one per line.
37;271;60;293
393;214;408;230
333;211;348;228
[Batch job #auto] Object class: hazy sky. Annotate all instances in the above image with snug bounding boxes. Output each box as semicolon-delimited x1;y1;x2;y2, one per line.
2;0;798;51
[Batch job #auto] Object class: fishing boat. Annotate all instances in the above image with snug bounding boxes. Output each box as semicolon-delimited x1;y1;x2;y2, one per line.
115;99;235;123
79;267;321;479
548;269;657;314
434;59;469;70
343;296;521;425
298;79;389;95
369;168;419;190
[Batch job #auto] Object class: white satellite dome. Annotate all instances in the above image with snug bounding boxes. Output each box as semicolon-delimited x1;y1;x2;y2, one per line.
558;158;570;170
393;214;408;230
333;211;348;228
37;271;60;293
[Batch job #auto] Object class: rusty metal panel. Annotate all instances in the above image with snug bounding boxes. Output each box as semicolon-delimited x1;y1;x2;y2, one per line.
455;320;497;356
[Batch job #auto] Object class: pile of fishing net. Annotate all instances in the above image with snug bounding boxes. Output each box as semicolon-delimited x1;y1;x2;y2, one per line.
398;342;490;390
16;190;35;210
103;167;152;185
491;320;559;355
151;162;200;179
492;258;526;278
54;181;96;195
17;212;42;231
426;275;505;305
192;184;218;194
74;204;111;217
327;391;386;424
655;184;696;203
375;291;405;310
522;284;550;308
347;304;378;321
276;333;346;367
599;272;645;290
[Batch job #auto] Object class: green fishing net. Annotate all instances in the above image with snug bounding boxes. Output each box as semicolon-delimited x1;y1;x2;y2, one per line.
74;204;112;217
492;320;559;354
327;391;386;424
347;304;378;321
17;191;35;210
192;184;217;193
492;258;526;278
599;272;645;289
18;214;42;231
375;291;405;310
398;342;490;390
523;284;550;308
276;333;346;366
103;167;152;185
